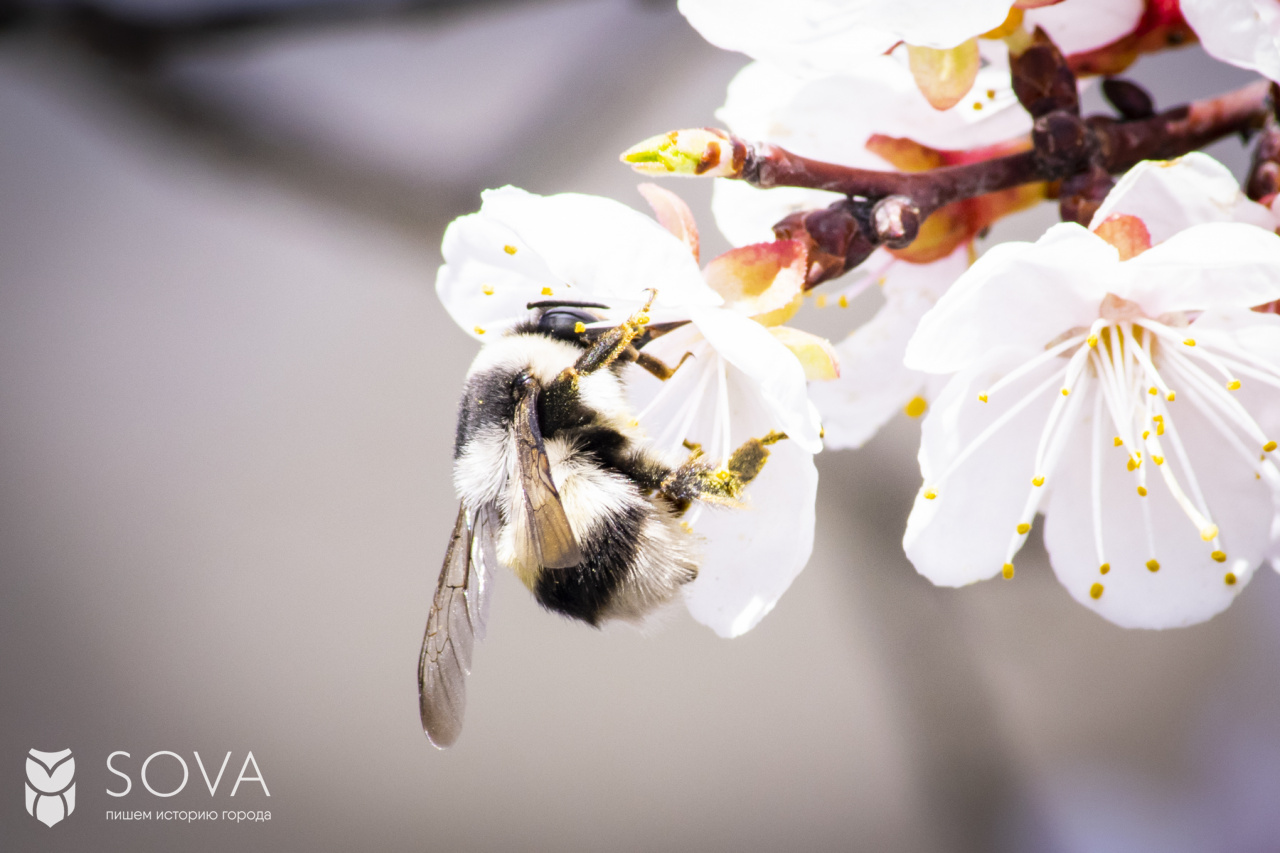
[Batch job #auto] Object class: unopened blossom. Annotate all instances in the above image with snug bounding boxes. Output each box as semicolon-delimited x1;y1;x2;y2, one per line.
436;185;826;636
1181;0;1280;83
902;154;1280;628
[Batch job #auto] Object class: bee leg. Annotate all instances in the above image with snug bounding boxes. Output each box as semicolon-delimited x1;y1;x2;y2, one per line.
659;431;788;509
633;350;693;381
567;289;658;378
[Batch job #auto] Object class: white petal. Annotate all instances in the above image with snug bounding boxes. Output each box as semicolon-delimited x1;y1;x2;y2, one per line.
684;440;818;637
904;347;1063;585
689;307;824;452
811;249;970;449
1024;0;1145;55
1181;0;1280;82
1090;154;1278;244
1120;223;1280;317
1043;379;1275;628
905;223;1111;373
711;180;841;248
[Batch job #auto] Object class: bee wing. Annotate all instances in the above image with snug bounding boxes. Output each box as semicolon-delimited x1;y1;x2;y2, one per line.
418;502;495;748
513;375;583;570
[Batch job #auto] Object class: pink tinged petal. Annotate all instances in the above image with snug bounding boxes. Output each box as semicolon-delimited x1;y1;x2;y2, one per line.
769;326;840;380
702;240;807;318
1023;0;1144;54
1181;0;1280;82
1090;154;1279;245
689;307;823;452
904;224;1113;374
1044;384;1275;628
1093;214;1151;260
1120;223;1280;317
907;40;981;111
478;186;721;319
684;440;818;637
637;183;700;262
904;347;1064;585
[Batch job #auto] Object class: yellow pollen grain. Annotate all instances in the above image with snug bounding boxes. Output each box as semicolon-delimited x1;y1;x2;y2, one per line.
1152;414;1163;423
1137;486;1147;496
978;393;989;403
924;488;937;500
1061;388;1070;396
1167;391;1176;401
815;295;828;308
1002;563;1015;579
481;284;495;296
1087;334;1098;348
474;326;486;335
1113;436;1123;447
1152;455;1164;466
1146;559;1160;572
1032;475;1045;487
1156;423;1164;435
1090;582;1104;599
838;295;849;308
636;314;650;325
1127;457;1139;471
1148;386;1157;395
573;321;586;334
1211;550;1226;563
904;396;928;418
1200;524;1218;542
1183;338;1196;346
1142;430;1149;439
1265;440;1278;452
1099;563;1110;575
1017;522;1031;535
1225;572;1238;585
541;287;553;296
1227;379;1241;391
503;244;517;255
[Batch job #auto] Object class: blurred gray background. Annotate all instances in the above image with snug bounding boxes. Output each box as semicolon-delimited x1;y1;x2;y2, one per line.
2;1;1279;850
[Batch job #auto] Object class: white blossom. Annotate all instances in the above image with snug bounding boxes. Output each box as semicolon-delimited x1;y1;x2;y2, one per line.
902;155;1280;628
437;186;824;636
1181;0;1280;83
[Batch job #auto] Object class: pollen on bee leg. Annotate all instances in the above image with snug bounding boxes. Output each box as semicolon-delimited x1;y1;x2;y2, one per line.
1200;524;1218;542
923;488;938;500
1090;582;1104;599
1146;559;1160;572
1211;550;1226;562
1016;522;1030;535
574;321;586;334
1002;562;1014;579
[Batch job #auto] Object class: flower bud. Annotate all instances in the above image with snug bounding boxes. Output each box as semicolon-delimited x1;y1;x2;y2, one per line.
620;128;744;178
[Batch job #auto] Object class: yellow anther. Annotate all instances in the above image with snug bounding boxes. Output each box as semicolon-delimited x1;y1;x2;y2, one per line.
987;88;996;99
573;321;586;334
1016;522;1031;535
1087;334;1098;348
1002;563;1015;579
1127;457;1139;471
1152;455;1164;465
978;393;988;403
1148;386;1158;395
1156;423;1164;435
904;396;928;418
1142;430;1149;439
1227;379;1241;391
1183;338;1195;346
1137;486;1147;496
923;488;937;500
1099;563;1110;575
1225;572;1238;585
481;284;495;296
973;101;984;111
1031;475;1045;487
838;295;849;308
503;244;517;255
1113;437;1123;447
1061;388;1070;396
474;326;486;335
541;286;553;296
1167;391;1176;401
1146;559;1160;572
1200;524;1218;542
1265;441;1278;452
1152;414;1163;422
815;295;828;308
1090;582;1104;599
1211;550;1226;563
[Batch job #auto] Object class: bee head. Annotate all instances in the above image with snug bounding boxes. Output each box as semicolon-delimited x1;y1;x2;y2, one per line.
526;300;608;345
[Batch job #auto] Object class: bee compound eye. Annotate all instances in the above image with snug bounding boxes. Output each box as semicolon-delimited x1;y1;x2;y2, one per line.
537;308;598;341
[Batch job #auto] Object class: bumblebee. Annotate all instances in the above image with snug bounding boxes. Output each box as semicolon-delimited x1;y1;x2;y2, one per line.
419;292;784;747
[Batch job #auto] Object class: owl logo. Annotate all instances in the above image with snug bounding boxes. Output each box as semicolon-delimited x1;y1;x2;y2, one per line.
25;748;75;827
